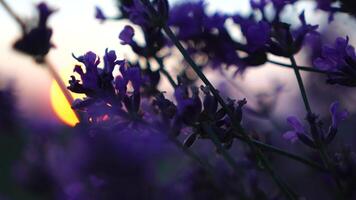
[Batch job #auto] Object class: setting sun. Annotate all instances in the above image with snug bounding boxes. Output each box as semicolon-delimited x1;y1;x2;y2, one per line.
49;64;84;127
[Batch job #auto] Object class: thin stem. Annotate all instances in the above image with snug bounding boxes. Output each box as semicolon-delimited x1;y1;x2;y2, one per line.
267;59;341;75
45;59;74;104
160;24;297;200
289;56;313;113
288;55;344;195
154;56;177;88
44;58;80;122
234;134;326;171
0;0;26;32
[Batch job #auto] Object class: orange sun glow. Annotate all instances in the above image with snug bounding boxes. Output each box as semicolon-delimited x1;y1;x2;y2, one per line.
50;68;84;127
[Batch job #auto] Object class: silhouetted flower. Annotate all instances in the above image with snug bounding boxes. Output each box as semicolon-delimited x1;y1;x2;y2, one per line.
13;2;55;62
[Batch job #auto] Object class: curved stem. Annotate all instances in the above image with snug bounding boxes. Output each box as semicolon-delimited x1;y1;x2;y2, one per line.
267;59;339;75
234;134;325;171
154;56;177;88
44;58;80;122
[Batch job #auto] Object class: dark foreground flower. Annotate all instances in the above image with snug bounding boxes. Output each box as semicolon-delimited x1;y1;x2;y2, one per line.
13;2;55;62
314;36;356;87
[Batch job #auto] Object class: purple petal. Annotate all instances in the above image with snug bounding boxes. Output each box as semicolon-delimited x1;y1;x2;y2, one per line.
95;6;106;21
119;25;135;45
103;49;117;73
286;116;305;133
330;101;349;128
283;131;298;143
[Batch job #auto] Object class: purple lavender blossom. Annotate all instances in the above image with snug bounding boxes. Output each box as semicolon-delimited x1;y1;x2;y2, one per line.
314;36;356;87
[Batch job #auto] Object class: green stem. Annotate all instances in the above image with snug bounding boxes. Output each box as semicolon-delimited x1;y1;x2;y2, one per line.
0;0;26;32
289;56;312;114
234;134;325;171
154;56;177;88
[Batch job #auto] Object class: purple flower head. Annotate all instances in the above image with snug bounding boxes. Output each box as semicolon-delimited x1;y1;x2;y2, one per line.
119;25;135;45
329;101;348;129
168;1;206;39
266;11;318;57
95;6;106;22
13;2;55;61
313;36;356;86
68;49;122;103
122;0;169;30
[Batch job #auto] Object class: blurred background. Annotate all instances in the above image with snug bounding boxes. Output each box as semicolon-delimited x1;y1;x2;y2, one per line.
1;0;356;199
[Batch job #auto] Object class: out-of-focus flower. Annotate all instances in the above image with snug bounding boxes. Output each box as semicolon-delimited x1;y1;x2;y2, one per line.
267;11;319;57
313;36;356;87
13;2;55;62
0;86;18;133
95;6;106;22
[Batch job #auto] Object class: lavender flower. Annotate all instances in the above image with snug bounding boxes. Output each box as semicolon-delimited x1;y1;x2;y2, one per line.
314;36;356;87
13;2;55;62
